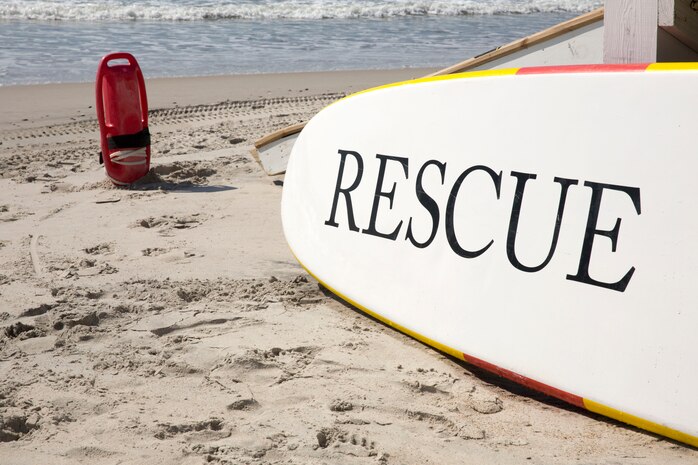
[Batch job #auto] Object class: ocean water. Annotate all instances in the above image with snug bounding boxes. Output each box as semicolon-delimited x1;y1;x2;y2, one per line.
0;0;602;85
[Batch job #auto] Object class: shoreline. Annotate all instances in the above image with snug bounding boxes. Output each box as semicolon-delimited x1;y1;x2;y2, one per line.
0;68;437;131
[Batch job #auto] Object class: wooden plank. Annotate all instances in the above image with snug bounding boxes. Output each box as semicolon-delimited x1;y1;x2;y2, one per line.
658;0;698;52
253;121;306;149
252;8;605;151
603;0;659;63
425;8;604;76
251;131;299;175
468;22;603;70
659;0;676;24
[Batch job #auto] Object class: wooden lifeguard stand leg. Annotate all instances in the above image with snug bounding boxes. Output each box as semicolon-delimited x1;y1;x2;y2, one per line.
604;0;698;63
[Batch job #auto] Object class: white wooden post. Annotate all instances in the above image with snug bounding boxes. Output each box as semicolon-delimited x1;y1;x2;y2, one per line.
604;0;659;63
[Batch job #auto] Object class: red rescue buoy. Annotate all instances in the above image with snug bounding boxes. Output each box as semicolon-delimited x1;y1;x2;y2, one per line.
95;52;151;185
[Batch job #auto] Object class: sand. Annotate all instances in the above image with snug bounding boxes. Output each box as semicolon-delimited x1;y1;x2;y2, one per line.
1;69;696;465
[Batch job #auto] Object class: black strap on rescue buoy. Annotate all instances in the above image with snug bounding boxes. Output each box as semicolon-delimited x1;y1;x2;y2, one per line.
106;127;151;150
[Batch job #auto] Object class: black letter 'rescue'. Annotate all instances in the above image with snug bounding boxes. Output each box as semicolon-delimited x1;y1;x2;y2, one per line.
324;149;364;232
506;172;578;273
566;181;641;292
445;165;502;258
405;160;446;248
362;154;409;241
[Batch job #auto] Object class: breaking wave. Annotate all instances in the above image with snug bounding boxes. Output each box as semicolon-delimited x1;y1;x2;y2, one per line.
0;0;603;21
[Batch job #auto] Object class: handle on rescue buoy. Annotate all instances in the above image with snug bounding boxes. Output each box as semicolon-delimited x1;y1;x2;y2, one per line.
95;52;149;140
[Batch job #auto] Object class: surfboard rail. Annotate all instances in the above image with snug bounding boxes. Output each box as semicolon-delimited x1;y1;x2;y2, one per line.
251;7;605;174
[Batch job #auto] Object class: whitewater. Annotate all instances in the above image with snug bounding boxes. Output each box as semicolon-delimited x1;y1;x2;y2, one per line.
0;0;602;85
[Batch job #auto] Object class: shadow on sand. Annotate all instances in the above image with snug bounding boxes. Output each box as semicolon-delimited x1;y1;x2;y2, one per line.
126;169;237;193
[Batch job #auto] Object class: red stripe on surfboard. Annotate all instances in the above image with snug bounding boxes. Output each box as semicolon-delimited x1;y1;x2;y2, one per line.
461;352;585;408
517;64;650;75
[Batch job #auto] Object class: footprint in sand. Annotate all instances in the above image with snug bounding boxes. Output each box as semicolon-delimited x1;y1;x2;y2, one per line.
141;247;169;257
134;213;206;232
83;243;114;255
154;418;228;441
227;398;259;411
0;414;40;442
315;427;383;460
214;346;320;385
152;161;217;184
53;257;118;279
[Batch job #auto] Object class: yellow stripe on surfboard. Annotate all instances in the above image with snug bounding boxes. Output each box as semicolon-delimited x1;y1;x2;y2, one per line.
342;63;698;104
647;62;698;71
584;399;698;447
343;68;520;102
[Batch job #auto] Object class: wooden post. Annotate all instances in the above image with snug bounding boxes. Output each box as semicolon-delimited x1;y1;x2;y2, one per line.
604;0;659;63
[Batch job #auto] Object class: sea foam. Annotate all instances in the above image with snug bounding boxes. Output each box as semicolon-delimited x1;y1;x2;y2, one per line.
0;0;603;21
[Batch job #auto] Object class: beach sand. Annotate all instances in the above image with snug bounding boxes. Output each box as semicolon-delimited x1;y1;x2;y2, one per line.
1;69;696;464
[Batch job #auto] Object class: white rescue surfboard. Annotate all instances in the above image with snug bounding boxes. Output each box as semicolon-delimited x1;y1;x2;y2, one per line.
281;63;698;447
